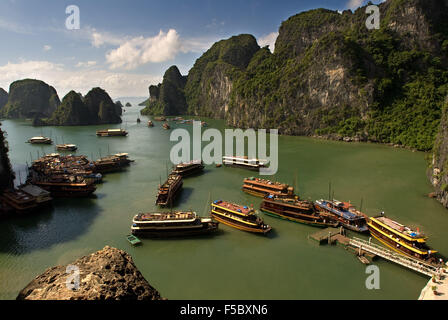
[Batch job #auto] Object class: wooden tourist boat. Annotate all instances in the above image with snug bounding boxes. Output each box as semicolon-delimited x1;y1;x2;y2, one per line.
93;153;133;173
19;184;53;206
96;129;128;137
30;175;96;198
222;156;266;171
0;189;38;213
171;160;204;177
261;195;339;228
163;123;170;130
27;136;52;144
242;177;294;198
314;199;369;233
154;116;166;121
368;214;442;264
148;120;154;127
56;144;78;151
210;200;271;234
155;174;183;206
131;211;219;238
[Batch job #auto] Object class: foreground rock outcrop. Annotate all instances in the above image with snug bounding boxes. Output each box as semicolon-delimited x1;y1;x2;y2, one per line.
1;79;60;119
17;246;162;300
0;122;14;192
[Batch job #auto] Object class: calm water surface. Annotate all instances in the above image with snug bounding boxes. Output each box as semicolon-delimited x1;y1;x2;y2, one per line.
1;98;447;299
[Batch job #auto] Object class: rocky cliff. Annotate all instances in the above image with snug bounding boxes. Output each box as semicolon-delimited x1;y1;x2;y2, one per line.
149;0;447;151
1;79;60;119
0;122;14;192
17;246;163;300
44;88;122;126
429;97;448;208
141;66;187;116
0;88;8;112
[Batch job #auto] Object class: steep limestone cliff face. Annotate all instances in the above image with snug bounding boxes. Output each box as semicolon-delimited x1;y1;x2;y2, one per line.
0;88;8;112
0;123;14;192
1;79;60;119
429;97;448;208
83;87;122;124
141;66;187;116
46;91;92;126
17;246;163;300
185;34;260;119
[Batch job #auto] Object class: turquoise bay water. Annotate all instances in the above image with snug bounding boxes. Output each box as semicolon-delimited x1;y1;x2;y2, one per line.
1;99;447;299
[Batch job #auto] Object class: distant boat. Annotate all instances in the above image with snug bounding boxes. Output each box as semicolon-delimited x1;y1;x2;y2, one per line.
137;118;141;124
162;123;170;130
96;129;128;137
242;177;294;198
56;144;78;151
222;156;266;171
171;160;204;177
154;116;166;121
126;234;142;246
147;120;154;127
27;136;52;144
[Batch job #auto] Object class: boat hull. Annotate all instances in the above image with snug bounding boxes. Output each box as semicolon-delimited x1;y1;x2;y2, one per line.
260;207;338;228
132;222;219;238
210;211;270;234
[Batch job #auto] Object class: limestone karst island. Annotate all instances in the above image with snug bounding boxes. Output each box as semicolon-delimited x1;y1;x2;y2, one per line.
0;0;448;309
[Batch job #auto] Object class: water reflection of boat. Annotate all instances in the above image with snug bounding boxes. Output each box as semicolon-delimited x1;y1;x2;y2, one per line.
131;211;219;238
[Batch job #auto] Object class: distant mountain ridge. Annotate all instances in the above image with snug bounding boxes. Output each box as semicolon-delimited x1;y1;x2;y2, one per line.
142;0;448;152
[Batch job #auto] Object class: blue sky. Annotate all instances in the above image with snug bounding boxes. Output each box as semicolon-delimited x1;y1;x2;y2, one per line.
0;0;382;98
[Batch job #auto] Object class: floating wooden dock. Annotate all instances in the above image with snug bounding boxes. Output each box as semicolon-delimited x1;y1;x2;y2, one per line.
308;227;347;245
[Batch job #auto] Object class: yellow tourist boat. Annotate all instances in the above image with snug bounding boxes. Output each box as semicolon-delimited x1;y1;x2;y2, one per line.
210;200;271;234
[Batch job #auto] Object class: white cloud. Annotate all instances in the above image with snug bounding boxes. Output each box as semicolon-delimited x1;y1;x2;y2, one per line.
43;45;52;51
347;0;364;10
258;32;279;53
0;60;161;98
76;61;97;68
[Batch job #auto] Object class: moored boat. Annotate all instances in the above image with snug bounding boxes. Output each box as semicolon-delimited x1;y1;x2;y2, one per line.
148;120;154;127
210;200;271;234
156;174;183;206
96;129;128;137
242;177;294;198
261;195;339;228
131;211;219;238
367;214;442;265
154;116;166;121
19;184;53;206
56;144;78;151
223;156;266;171
171;160;204;177
0;189;38;213
93;153;133;173
163;123;170;130
27;136;52;144
314;199;369;233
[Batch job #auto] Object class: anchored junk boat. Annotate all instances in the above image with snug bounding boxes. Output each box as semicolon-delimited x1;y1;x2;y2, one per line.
261;195;338;228
162;123;170;130
131;211;219;238
171;160;204;177
56;144;78;151
222;156;266;171
314;199;368;233
148;120;154;127
242;177;294;198
155;174;183;206
367;214;441;264
94;153;133;173
0;189;38;213
96;129;128;137
27;136;52;144
210;200;271;234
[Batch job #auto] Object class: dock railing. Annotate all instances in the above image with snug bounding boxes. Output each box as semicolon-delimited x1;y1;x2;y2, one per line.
349;237;441;277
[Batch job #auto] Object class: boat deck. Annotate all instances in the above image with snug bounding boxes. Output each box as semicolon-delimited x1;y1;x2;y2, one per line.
213;201;252;215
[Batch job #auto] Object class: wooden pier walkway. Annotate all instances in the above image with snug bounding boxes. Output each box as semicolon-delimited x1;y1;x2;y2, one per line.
308;227;346;245
349;237;442;277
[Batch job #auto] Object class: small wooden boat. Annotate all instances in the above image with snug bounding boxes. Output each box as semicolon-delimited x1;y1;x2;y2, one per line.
96;129;128;137
171;160;204;177
27;136;52;144
242;177;294;198
148;120;154;127
357;255;370;265
163;123;170;130
210;200;271;234
154;116;166;121
56;144;78;151
126;234;142;246
131;211;219;238
222;156;266;171
216;164;222;168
